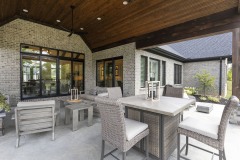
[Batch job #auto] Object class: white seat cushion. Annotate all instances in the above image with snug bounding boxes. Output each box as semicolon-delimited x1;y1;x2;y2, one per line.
179;117;219;139
97;92;109;97
107;87;122;99
125;118;148;141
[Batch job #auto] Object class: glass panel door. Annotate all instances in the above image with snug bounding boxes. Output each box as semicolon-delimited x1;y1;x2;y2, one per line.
21;55;40;98
59;60;71;94
41;57;57;96
96;58;123;89
104;60;113;87
97;61;104;87
73;61;84;92
115;59;123;90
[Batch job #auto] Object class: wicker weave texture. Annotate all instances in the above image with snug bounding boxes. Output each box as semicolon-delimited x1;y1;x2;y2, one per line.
95;97;149;152
178;96;239;151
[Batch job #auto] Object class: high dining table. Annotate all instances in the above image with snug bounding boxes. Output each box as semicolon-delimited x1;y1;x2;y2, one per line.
119;95;195;160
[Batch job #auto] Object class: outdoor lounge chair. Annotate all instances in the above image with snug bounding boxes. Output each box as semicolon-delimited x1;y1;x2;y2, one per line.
95;97;149;160
15;101;55;147
177;96;239;160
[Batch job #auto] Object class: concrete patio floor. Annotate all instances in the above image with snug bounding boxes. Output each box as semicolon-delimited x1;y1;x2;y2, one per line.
0;102;239;160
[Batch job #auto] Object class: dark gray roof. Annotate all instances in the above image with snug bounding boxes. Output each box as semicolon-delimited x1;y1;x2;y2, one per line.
158;32;232;60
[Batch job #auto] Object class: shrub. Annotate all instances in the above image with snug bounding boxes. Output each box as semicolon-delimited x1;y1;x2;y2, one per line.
0;93;10;112
200;96;207;101
195;70;215;96
184;87;197;95
207;96;220;103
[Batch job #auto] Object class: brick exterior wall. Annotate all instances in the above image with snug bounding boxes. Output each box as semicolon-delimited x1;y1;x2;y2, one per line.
0;19;93;106
135;50;183;95
92;43;136;97
183;59;228;96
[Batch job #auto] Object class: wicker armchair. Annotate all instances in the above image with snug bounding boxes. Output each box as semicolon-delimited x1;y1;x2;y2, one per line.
177;96;239;160
95;97;149;160
163;85;183;98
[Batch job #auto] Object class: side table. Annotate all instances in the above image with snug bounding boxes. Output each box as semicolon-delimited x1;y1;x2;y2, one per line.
65;103;93;131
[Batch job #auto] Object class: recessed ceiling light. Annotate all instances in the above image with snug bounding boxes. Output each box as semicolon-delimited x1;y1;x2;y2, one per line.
97;17;102;21
123;1;128;5
23;9;28;13
80;28;84;30
56;19;61;23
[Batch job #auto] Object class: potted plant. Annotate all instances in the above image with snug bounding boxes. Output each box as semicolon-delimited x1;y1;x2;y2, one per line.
0;93;11;112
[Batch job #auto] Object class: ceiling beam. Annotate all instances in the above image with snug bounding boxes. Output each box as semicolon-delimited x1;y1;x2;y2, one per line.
136;7;240;49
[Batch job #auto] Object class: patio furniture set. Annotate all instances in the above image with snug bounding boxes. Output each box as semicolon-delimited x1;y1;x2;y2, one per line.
8;85;240;160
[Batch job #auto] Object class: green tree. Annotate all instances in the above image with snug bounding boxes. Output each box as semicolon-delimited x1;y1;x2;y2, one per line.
227;67;232;81
195;70;215;96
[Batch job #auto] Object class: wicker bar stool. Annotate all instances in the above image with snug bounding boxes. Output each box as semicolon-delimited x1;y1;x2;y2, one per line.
177;96;239;160
95;97;149;160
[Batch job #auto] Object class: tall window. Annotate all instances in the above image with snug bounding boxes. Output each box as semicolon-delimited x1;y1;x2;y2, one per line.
140;56;148;87
20;44;85;99
174;64;182;84
149;58;160;81
162;61;166;86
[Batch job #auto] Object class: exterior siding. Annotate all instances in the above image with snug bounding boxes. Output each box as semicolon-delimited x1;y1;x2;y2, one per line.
0;19;93;106
92;43;136;97
135;50;183;95
183;59;228;96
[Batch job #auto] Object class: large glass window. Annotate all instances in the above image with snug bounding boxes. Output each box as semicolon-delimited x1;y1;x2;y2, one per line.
149;58;160;81
20;44;85;99
162;61;166;86
140;56;148;88
174;64;182;84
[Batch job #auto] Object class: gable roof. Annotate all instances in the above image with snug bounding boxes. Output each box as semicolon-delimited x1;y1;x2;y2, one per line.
157;32;232;60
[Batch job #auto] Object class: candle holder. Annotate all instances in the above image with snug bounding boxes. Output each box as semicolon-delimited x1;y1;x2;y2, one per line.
145;81;160;101
71;88;78;100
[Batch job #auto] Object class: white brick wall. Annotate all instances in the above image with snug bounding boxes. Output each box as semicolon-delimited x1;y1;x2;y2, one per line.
135;50;183;95
92;43;136;96
0;19;93;105
183;59;228;96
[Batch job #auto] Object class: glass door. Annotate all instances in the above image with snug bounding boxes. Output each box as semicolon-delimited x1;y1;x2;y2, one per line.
96;57;123;89
59;60;71;94
73;61;84;92
104;60;113;87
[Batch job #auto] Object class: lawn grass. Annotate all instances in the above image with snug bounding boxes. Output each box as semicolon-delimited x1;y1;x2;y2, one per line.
226;80;232;99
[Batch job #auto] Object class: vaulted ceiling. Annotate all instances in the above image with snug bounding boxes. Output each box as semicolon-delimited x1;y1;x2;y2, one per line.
0;0;239;51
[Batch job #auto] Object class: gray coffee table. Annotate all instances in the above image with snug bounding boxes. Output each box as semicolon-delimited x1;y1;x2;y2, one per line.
65;102;93;131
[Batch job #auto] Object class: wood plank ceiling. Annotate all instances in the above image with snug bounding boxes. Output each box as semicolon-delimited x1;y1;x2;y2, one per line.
0;0;238;51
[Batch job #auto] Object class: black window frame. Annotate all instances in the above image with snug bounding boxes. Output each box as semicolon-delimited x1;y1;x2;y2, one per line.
162;61;166;86
96;56;123;88
174;64;182;84
140;56;148;88
149;58;160;81
20;43;85;100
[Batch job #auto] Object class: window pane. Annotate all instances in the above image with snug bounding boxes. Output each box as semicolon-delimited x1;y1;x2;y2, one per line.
150;59;159;81
73;53;84;60
174;64;182;84
141;56;147;87
59;60;71;94
21;45;40;54
162;61;166;86
42;57;57;96
105;61;113;87
59;51;71;58
97;61;105;87
115;59;123;91
22;55;40;98
42;48;58;56
73;61;84;92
